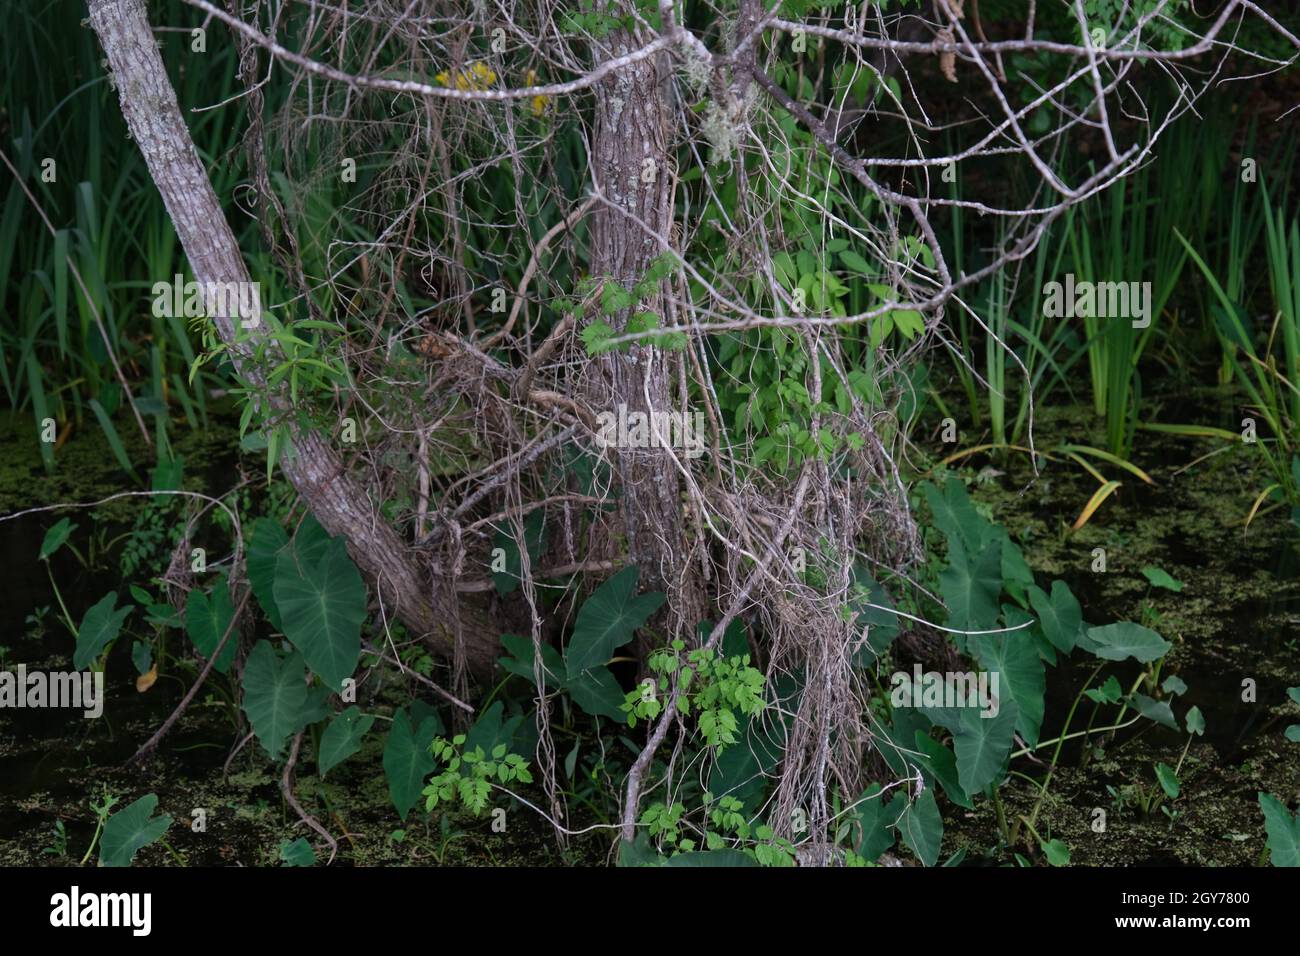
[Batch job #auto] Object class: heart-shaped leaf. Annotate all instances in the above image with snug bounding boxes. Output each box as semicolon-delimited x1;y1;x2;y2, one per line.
39;517;77;560
939;537;1003;637
100;793;172;867
383;707;440;821
498;633;566;685
1027;580;1082;653
565;566;664;678
1260;793;1300;867
848;565;899;661
953;699;1019;794
240;641;330;760
1040;838;1070;866
184;583;238;673
1131;693;1178;729
975;630;1045;746
74;592;133;670
1086;622;1171;663
853;783;899;860
894;789;943;867
922;478;992;554
274;536;366;691
318;705;375;778
1155;763;1181;798
279;837;317;867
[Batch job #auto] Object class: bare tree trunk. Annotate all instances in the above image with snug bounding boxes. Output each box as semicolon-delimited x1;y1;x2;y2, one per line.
86;0;498;676
588;30;702;631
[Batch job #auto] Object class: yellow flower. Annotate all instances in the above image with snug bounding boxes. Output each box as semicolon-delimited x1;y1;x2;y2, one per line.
526;69;549;117
435;62;496;92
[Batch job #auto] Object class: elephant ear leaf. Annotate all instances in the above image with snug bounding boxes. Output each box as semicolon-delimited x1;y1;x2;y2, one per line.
184;583;238;673
1028;580;1082;653
74;592;133;670
38;517;77;560
240;641;331;760
1086;622;1170;663
273;535;366;692
894;790;943;867
565;566;664;678
247;519;290;630
939;537;1002;637
384;707;440;821
1260;793;1300;867
319;706;375;778
100;793;172;867
953;699;1019;794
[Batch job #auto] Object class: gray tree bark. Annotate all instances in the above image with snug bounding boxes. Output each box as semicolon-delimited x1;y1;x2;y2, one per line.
86;0;499;676
587;29;702;630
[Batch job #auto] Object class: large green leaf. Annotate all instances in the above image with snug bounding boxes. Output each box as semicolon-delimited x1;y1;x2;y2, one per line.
491;510;546;596
318;705;375;778
894;789;943;867
274;536;366;691
240;641;330;760
38;517;77;560
996;529;1036;604
279;837;317;867
464;700;529;756
74;592;133;670
498;633;566;686
854;783;899;860
708;716;784;813
1028;580;1082;653
922;477;992;553
914;731;973;810
565;666;627;721
976;631;1045;746
384;707;440;821
100;793;172;867
953;699;1019;794
1260;793;1300;867
1086;622;1171;663
848;564;899;661
1131;693;1178;730
184;583;238;673
565;566;664;678
939;537;1003;635
246;519;289;630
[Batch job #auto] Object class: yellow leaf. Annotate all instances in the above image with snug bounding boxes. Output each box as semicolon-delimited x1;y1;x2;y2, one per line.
136;665;158;693
1072;480;1122;531
526;69;549;116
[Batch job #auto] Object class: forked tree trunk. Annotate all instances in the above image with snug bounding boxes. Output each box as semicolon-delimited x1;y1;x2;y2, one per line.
588;30;702;630
86;0;499;676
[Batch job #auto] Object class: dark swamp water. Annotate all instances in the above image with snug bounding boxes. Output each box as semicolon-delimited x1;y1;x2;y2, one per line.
0;383;1297;867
